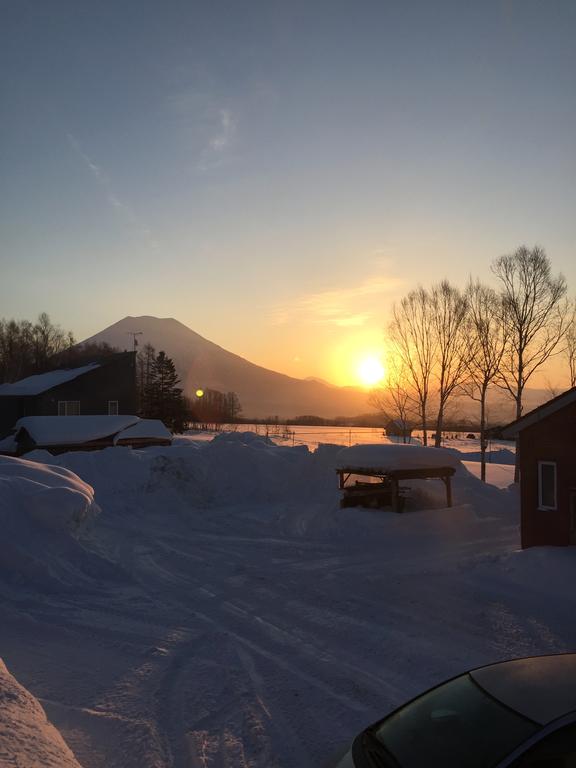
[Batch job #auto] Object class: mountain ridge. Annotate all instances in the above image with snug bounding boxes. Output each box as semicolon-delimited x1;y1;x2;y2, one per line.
82;316;374;418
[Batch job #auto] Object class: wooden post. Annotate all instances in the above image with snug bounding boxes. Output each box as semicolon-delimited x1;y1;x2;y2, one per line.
444;474;452;507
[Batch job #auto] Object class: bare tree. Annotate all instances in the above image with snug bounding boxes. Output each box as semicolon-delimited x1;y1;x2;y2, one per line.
369;359;415;443
564;301;576;389
492;246;568;480
493;246;568;419
430;280;470;447
464;280;508;481
388;287;436;445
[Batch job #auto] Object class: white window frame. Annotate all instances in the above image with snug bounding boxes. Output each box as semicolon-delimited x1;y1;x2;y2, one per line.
538;461;557;511
58;400;80;416
108;400;119;415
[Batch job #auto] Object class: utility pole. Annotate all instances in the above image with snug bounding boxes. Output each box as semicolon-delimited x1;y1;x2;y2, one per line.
126;331;143;352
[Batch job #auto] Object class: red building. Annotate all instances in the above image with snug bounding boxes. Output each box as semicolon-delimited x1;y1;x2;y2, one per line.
503;388;576;548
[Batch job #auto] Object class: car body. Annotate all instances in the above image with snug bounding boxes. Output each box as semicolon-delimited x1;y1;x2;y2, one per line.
332;654;576;767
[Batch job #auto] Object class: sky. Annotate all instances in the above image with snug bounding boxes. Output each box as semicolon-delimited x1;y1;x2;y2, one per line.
1;0;575;387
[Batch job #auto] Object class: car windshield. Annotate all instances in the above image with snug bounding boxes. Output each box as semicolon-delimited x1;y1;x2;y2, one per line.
374;673;539;768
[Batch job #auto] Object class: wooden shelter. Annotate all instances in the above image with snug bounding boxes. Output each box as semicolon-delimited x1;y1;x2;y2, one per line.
336;444;458;512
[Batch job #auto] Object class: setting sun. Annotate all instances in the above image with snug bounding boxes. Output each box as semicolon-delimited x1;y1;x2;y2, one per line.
357;356;385;387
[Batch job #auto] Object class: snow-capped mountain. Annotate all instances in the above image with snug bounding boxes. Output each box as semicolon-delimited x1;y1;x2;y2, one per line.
82;316;373;419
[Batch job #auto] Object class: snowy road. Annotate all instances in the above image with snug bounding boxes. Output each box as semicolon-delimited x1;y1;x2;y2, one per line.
1;439;575;768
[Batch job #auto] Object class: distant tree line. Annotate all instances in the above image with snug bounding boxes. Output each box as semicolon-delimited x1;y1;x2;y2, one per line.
372;245;575;482
0;313;75;383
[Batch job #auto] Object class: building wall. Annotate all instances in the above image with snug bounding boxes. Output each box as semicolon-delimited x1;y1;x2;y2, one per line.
35;353;137;416
0;353;137;436
519;400;576;547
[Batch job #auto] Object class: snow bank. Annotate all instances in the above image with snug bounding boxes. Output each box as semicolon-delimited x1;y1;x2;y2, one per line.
0;659;83;768
0;457;110;591
23;432;514;530
30;432;340;510
337;443;462;471
0;456;98;533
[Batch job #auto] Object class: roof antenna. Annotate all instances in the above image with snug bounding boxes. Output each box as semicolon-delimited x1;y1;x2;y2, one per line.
126;331;143;351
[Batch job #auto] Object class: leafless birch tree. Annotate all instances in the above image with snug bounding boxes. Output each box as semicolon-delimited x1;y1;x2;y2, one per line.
369;358;415;443
492;246;568;481
430;280;470;447
564;301;576;389
464;280;508;481
492;246;568;420
388;287;436;445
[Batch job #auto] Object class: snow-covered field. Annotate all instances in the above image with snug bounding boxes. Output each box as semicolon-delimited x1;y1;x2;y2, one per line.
1;433;574;767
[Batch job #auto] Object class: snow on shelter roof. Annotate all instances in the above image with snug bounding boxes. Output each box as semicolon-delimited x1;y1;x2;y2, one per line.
0;363;100;396
337;443;461;471
15;415;140;446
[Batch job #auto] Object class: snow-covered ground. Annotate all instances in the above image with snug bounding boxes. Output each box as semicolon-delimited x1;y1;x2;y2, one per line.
1;433;574;767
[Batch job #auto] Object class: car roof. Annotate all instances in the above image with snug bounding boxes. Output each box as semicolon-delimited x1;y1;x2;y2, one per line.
470;654;576;726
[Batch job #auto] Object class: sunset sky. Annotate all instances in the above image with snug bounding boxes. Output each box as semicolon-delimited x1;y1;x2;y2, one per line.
1;1;575;387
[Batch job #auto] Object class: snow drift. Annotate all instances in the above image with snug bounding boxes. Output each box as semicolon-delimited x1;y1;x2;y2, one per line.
0;456;109;591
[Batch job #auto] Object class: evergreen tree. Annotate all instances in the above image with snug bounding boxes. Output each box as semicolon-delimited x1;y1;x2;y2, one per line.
146;350;185;431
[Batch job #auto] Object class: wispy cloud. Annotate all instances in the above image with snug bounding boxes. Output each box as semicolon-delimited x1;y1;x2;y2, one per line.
271;273;404;327
66;133;159;250
198;108;237;170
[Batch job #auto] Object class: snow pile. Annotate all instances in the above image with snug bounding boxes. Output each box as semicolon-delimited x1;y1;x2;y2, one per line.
459;448;516;465
0;456;98;533
337;443;462;471
28;433;341;511
0;659;83;768
0;457;108;591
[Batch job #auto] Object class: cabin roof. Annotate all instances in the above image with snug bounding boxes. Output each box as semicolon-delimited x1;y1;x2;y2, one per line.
502;387;576;438
0;363;100;396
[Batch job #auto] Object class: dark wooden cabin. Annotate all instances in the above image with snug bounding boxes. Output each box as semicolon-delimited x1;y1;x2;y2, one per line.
0;352;137;438
503;387;576;548
384;419;413;441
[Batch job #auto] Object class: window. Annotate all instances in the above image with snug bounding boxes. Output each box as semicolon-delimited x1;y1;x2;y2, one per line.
57;400;80;416
108;400;119;415
538;461;557;510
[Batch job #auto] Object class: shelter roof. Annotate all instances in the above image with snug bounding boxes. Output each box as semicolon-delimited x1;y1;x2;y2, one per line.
336;443;461;472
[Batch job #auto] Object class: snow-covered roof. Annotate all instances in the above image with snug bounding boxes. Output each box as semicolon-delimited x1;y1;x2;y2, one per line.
15;415;140;445
337;443;461;471
502;386;576;437
113;419;172;444
0;363;100;396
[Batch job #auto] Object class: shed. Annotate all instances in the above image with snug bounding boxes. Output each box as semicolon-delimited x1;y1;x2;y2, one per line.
503;387;576;548
336;444;458;512
384;419;413;441
13;415;172;454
